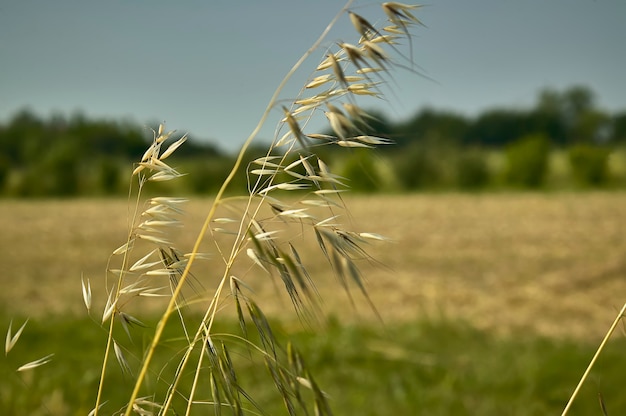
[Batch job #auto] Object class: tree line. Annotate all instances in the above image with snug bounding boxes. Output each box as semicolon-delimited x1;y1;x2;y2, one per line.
1;85;625;197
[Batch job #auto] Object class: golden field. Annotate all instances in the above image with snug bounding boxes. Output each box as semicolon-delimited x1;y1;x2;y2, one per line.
1;192;625;341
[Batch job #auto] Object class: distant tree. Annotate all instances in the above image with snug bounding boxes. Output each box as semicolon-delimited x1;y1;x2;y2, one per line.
455;149;490;190
97;157;122;195
0;108;226;196
568;144;610;186
464;109;528;147
562;86;595;124
339;149;381;193
43;138;81;196
354;109;395;137
611;112;626;143
392;141;444;190
398;107;469;146
0;155;9;192
569;109;611;144
534;85;602;144
505;134;551;188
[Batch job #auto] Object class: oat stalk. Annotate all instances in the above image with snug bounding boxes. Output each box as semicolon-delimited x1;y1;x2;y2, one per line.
86;2;425;414
561;301;626;415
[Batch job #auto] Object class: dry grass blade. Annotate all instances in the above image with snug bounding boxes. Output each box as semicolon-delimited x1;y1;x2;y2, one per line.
81;275;92;312
136;233;173;246
202;339;254;416
148;169;186;182
349;11;381;40
17;353;54;372
221;343;266;413
337;140;373;148
314;227;331;264
289;244;319;297
327;52;348;88
112;239;135;256
273;251;306;314
229;277;248;339
118;312;146;341
263;356;295;415
209;372;223;416
247;301;277;357
352;135;394;145
113;340;132;375
247;248;270;273
359;232;391;241
88;403;108;416
129;249;159;271
382;2;424;26
283;244;320;313
258;182;311;195
5;319;28;355
102;290;117;324
159;134;188;160
305;74;333;89
599;392;609;416
283;106;310;149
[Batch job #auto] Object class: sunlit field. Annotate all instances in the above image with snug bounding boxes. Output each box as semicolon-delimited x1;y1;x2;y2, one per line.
1;192;626;414
2;192;625;338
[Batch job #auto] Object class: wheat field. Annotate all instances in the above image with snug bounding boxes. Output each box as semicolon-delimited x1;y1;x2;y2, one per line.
1;192;624;341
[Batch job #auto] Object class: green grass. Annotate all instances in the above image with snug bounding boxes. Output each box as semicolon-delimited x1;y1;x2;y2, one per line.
3;310;624;415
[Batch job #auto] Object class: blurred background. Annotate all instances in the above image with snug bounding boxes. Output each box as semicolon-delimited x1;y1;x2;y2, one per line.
1;0;625;197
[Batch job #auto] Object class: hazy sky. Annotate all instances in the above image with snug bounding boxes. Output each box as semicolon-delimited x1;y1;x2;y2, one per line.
2;0;625;152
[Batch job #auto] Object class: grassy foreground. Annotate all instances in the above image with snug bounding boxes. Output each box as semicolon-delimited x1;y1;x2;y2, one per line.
1;193;626;414
2;311;625;415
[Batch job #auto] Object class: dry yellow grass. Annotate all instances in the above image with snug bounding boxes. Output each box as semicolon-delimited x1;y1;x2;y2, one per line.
1;192;624;341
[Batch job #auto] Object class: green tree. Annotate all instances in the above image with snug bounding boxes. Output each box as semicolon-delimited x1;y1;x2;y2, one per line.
455;149;490;190
568;144;610;186
339;149;382;193
610;112;626;143
464;109;529;147
393;141;445;190
97;157;122;195
398;107;469;147
505;134;551;188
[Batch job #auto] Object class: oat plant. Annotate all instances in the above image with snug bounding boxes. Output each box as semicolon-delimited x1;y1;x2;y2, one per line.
561;301;626;415
82;2;425;415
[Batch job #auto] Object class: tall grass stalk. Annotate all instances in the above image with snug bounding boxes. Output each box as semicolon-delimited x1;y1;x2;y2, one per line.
119;6;355;413
83;2;426;415
561;301;626;415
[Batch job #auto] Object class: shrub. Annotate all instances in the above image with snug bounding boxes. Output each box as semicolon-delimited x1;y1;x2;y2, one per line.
455;148;490;190
393;142;444;190
568;143;610;186
339;149;383;193
0;155;9;193
96;157;122;195
505;133;551;188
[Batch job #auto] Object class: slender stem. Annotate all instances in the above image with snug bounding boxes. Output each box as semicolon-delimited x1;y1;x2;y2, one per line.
561;301;626;416
123;2;354;414
163;277;227;415
94;181;144;415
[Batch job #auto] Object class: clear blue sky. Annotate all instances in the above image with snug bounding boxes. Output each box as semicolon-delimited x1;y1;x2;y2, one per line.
2;0;625;152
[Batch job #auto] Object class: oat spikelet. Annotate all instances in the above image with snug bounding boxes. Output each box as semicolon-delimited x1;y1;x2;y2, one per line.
17;353;54;372
81;275;92;312
5;319;28;355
